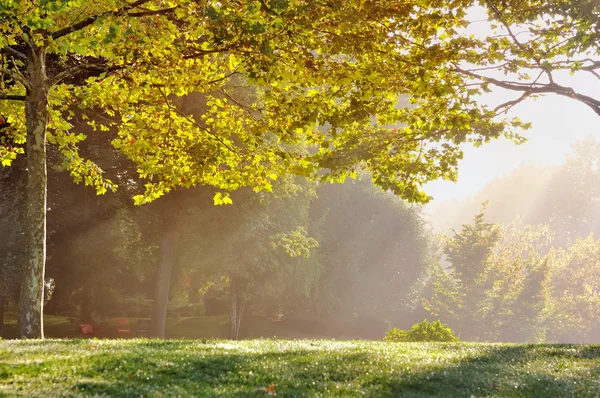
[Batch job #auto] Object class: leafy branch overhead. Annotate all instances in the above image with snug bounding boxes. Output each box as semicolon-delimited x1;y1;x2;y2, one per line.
453;0;600;117
2;0;581;204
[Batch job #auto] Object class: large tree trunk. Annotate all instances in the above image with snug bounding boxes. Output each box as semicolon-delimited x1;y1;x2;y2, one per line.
229;277;246;340
19;45;49;339
0;295;5;338
151;217;176;338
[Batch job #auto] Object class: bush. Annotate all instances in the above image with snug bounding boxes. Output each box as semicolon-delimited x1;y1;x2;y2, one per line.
383;319;458;342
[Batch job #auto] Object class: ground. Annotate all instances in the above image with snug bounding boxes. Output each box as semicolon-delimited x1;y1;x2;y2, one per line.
1;339;599;397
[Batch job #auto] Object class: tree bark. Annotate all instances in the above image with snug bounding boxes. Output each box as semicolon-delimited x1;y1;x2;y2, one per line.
151;209;177;338
229;277;246;340
19;45;49;339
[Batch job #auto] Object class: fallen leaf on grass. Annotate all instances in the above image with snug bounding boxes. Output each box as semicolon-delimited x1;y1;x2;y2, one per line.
256;384;276;395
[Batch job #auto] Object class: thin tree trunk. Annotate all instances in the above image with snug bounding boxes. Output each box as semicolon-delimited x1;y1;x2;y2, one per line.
229;277;246;340
151;220;176;338
237;299;246;338
19;45;49;339
0;295;5;338
229;284;238;339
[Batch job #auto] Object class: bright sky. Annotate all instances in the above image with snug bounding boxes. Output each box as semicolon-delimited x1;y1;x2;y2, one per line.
422;8;600;203
424;90;599;203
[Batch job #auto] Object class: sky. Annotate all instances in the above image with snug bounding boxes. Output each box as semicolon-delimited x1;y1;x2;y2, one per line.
423;89;599;203
422;8;600;204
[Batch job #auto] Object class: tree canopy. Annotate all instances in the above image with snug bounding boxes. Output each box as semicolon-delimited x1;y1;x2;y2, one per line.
0;1;537;201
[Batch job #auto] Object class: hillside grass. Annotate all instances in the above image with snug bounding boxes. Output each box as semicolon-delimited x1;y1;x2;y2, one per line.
1;339;599;397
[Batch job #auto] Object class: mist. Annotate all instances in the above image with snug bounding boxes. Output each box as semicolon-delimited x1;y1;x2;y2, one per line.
2;1;599;346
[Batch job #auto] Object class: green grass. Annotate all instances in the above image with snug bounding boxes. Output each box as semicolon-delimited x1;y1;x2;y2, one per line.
1;340;599;397
165;315;327;339
3;315;75;339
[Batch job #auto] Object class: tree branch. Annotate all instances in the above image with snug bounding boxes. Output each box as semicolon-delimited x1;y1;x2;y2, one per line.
486;0;539;63
219;87;261;123
51;0;154;40
1;46;27;61
0;94;26;101
128;6;178;17
207;71;240;86
459;68;600;116
0;68;31;90
486;0;555;83
493;91;530;115
156;87;240;155
49;63;116;86
183;46;240;59
494;70;544;115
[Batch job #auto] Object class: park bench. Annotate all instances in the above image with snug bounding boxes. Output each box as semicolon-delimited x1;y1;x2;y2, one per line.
115;318;131;337
78;322;95;337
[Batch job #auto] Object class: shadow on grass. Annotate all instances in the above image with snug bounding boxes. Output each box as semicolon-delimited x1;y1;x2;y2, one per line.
2;341;600;397
382;344;600;397
69;345;374;396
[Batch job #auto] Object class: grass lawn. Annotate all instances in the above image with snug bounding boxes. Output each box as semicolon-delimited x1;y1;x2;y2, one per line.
2;315;76;339
0;340;599;397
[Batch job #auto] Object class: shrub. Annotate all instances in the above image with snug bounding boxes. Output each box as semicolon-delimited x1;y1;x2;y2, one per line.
384;319;458;342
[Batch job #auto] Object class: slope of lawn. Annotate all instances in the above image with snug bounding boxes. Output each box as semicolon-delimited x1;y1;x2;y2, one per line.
1;340;599;397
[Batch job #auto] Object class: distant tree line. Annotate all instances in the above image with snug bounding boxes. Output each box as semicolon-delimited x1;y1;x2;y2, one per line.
2;139;600;342
425;139;600;342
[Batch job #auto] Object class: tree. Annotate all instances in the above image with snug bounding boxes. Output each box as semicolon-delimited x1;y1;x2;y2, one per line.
0;158;25;337
453;1;600;117
179;178;318;339
530;138;600;246
56;195;156;321
427;204;501;340
500;259;549;342
481;221;551;342
426;205;552;341
303;176;434;337
431;138;600;245
547;235;600;343
0;134;147;333
2;1;591;338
